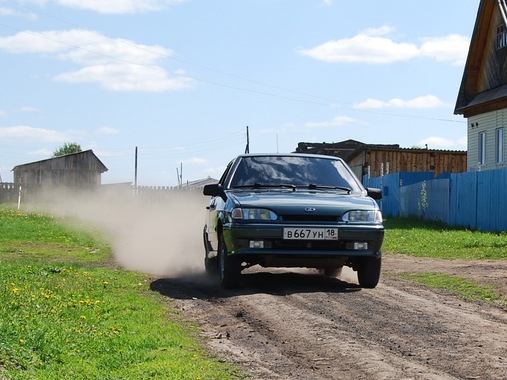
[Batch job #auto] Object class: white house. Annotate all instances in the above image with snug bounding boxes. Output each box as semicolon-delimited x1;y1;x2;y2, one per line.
455;0;507;171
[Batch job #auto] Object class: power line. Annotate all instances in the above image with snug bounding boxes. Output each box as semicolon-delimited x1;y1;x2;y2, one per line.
0;5;466;125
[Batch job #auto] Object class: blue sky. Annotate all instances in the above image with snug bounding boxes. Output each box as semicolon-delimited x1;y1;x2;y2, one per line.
0;0;478;186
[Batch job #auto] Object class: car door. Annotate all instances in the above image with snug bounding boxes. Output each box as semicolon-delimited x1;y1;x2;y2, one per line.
204;160;234;252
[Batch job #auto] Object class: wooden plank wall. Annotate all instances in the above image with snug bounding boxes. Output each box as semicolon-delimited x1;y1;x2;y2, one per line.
365;149;467;177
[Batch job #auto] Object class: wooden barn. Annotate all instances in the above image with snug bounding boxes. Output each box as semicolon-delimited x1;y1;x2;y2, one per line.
295;140;467;179
455;0;507;172
12;150;108;189
347;145;467;178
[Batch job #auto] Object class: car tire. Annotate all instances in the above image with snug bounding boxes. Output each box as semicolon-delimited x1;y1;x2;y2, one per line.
218;234;241;289
357;255;381;289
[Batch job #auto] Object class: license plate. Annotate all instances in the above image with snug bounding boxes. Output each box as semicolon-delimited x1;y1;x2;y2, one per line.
283;228;338;240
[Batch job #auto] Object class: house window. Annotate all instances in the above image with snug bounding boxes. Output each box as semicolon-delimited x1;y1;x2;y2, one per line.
496;128;504;164
478;131;486;165
497;24;507;49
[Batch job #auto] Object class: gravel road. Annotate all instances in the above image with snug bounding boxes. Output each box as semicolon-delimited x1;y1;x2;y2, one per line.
151;254;507;380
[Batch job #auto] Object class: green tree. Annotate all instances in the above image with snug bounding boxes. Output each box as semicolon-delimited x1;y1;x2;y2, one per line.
53;142;82;157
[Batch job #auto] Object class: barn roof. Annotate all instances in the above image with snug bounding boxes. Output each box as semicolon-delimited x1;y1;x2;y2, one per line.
12;149;108;173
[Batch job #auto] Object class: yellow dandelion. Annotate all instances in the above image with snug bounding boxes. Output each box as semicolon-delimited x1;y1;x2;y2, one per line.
19;339;25;343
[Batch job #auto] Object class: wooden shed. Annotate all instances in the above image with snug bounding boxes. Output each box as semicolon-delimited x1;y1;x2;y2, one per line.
295;140;467;179
12;150;108;189
347;146;467;178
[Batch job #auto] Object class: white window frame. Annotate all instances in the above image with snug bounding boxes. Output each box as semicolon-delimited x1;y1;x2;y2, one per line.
479;131;486;166
497;24;507;49
496;127;504;164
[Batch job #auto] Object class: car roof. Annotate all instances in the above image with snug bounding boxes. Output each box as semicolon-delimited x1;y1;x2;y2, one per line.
234;153;345;161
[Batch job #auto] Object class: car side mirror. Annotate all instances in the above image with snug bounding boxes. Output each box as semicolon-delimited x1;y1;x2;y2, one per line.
203;184;227;201
366;187;382;200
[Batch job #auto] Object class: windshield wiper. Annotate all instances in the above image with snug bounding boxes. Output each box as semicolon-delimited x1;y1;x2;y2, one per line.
232;183;296;191
307;184;352;194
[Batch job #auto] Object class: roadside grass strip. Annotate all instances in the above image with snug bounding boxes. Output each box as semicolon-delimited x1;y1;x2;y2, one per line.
0;206;242;379
398;272;504;305
384;217;507;260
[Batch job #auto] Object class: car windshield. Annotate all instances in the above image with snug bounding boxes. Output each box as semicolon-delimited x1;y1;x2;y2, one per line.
228;155;362;192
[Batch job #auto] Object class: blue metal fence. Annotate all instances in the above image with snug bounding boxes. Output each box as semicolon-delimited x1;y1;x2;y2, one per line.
363;168;507;232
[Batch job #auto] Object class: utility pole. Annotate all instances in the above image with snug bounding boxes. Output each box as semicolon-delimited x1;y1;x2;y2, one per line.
134;146;138;190
245;126;250;154
176;163;183;188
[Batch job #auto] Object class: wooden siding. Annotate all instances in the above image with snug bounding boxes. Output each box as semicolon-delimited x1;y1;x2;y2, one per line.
468;110;507;171
349;149;466;178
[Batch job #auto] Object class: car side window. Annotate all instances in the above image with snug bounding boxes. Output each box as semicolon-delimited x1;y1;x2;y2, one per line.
218;160;234;186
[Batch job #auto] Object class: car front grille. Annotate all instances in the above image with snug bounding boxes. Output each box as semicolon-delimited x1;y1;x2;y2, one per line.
280;214;339;222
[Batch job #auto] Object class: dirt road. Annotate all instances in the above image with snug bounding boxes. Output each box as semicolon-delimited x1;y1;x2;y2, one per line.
151;254;507;380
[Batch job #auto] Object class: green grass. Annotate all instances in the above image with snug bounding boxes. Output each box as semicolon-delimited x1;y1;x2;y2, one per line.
0;207;111;263
399;272;501;303
383;217;507;260
0;205;242;380
383;217;506;305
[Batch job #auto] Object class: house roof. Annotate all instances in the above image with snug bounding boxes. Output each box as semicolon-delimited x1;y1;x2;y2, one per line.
12;149;108;173
347;145;466;162
180;176;218;188
295;140;402;161
296;140;466;165
454;0;507;117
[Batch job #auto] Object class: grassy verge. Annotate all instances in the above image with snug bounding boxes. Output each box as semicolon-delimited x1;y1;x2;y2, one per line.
383;217;506;305
399;272;502;303
383;217;507;260
0;206;242;380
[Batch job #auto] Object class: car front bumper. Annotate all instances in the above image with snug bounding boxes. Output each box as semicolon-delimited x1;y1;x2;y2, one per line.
222;222;384;259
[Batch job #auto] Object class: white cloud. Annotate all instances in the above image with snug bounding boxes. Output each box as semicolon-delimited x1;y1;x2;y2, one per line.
305;116;357;128
16;0;186;14
419;34;470;66
354;95;449;109
0;6;38;19
28;148;53;156
204;166;227;179
181;157;209;165
299;26;418;64
0;126;71;142
0;7;14;15
55;63;193;92
298;27;469;65
418;136;467;150
0;29;194;92
96;127;120;135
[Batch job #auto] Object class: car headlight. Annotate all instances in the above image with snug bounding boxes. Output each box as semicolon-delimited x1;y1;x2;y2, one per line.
232;208;278;221
342;210;382;224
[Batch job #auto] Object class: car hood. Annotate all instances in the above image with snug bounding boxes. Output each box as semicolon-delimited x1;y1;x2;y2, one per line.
228;189;378;215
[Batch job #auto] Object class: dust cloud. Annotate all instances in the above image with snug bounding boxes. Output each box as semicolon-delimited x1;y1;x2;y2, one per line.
27;187;209;277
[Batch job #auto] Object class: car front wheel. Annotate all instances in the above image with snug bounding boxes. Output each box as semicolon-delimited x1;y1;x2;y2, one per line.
357;256;381;288
218;234;241;289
